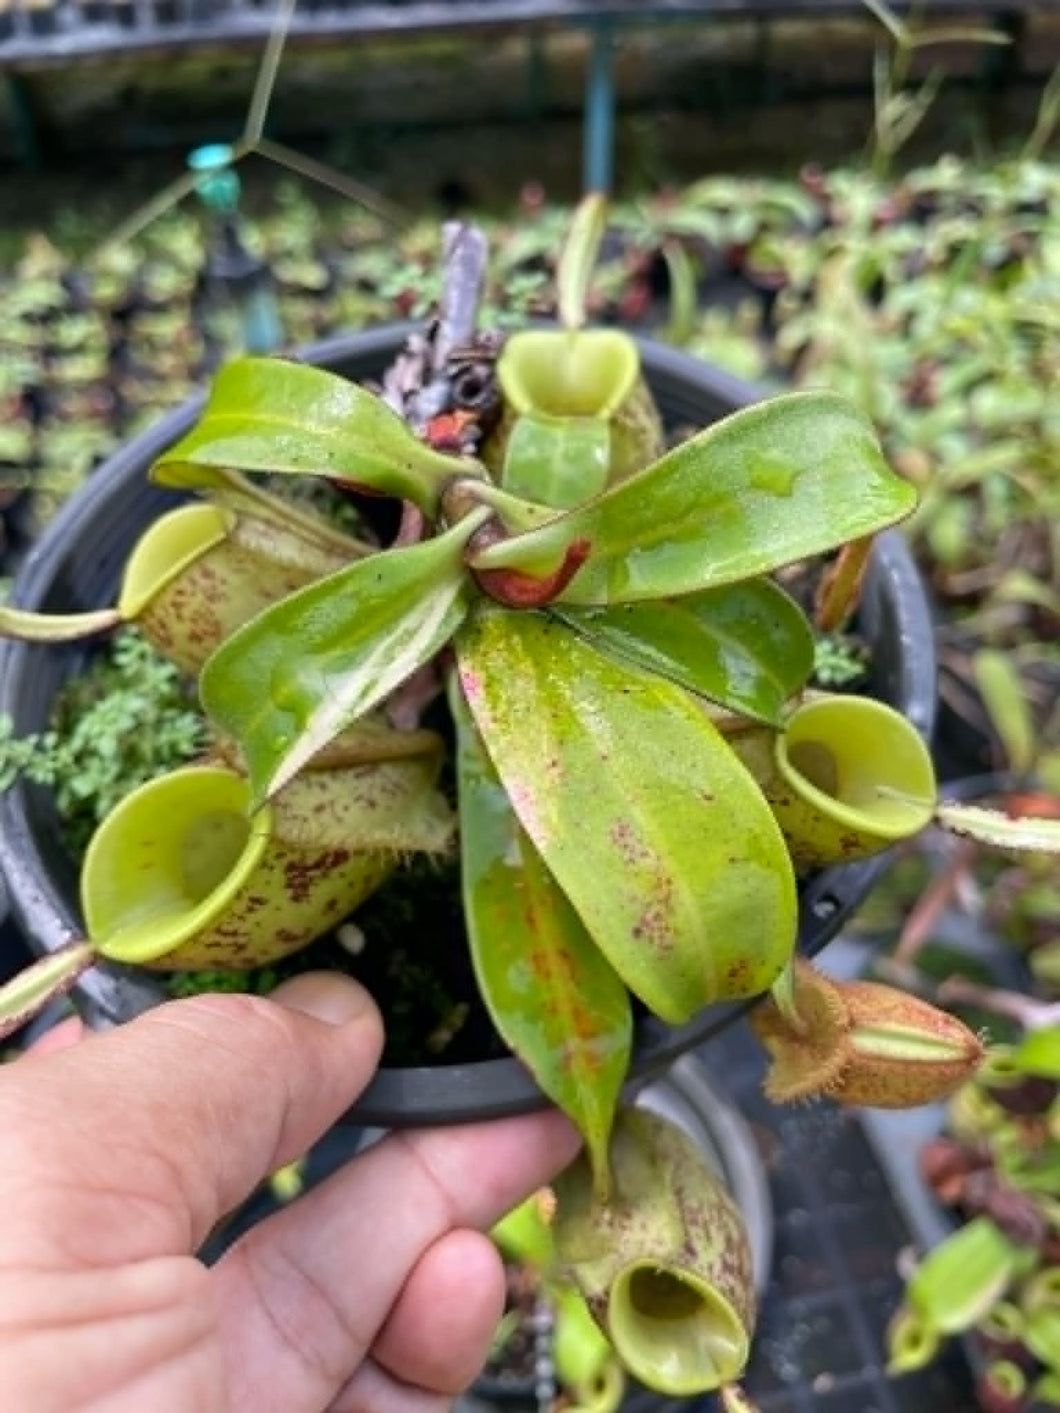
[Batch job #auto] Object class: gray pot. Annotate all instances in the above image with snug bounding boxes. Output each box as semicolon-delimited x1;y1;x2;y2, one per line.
0;325;937;1126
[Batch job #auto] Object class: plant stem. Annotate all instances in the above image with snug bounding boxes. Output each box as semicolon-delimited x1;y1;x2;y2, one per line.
252;139;407;227
892;838;979;965
814;534;876;632
243;0;298;146
0;941;96;1042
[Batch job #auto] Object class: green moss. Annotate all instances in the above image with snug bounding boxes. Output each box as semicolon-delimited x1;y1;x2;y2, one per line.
812;633;870;689
0;628;206;856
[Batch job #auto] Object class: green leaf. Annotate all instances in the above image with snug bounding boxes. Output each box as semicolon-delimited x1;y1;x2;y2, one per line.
454;678;631;1198
973;649;1036;774
978;647;1040;779
469;392;917;604
1031;939;1060;990
0;941;96;1042
201;513;488;802
935;803;1060;854
906;26;1013;48
863;0;906;43
489;1195;556;1267
553;578;814;725
153;357;476;513
994;570;1060;618
1013;1027;1060;1081
502;413;611;510
1001;1144;1060;1198
1025;1308;1060;1374
0;605;121;643
908;1218;1022;1334
151;464;371;562
456;607;797;1025
662;238;699;347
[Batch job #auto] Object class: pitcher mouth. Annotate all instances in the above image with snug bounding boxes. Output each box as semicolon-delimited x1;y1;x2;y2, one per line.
607;1261;749;1395
498;329;640;419
118;503;234;619
775;696;935;840
82;765;272;966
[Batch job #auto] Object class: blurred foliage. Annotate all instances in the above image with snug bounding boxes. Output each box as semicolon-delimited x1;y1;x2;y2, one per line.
888;1037;1060;1408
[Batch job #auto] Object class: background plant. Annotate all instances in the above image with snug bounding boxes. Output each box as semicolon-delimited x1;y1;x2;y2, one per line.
888;1032;1060;1410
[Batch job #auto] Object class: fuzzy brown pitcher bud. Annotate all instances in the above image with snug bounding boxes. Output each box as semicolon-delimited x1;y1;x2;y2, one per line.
751;960;984;1108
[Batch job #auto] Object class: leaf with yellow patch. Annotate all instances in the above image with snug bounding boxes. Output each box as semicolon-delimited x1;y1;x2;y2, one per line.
456;606;797;1025
453;676;630;1200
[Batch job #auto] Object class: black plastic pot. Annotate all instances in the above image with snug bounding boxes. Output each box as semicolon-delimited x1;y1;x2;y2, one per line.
0;325;937;1126
0;879;32;989
0;877;70;1048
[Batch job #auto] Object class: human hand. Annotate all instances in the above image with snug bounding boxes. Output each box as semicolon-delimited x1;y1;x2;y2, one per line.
0;974;580;1412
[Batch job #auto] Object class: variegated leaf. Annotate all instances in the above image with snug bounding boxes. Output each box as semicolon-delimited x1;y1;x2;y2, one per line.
454;678;631;1198
456;606;797;1025
201;513;487;802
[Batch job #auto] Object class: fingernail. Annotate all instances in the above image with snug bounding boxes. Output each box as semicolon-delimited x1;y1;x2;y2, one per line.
271;971;377;1026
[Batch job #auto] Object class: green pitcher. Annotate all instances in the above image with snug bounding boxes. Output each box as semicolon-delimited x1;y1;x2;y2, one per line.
722;694;936;870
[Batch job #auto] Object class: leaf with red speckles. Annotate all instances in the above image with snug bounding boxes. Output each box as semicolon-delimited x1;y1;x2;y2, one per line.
453;678;630;1199
455;606;798;1026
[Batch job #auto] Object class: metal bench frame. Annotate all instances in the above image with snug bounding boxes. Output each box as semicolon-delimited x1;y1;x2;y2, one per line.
0;1;1041;183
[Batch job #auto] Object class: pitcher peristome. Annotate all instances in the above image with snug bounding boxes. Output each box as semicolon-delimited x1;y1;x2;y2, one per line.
722;694;936;870
82;753;451;970
552;1107;755;1397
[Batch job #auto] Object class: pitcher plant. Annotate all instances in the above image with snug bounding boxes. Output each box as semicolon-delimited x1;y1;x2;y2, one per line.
3;197;1057;1404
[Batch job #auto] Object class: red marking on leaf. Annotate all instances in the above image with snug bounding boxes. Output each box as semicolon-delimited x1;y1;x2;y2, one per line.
609;818;651;866
473;539;591;609
1005;791;1060;820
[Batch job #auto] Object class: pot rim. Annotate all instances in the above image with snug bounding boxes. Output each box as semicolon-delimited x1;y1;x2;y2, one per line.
0;324;938;1126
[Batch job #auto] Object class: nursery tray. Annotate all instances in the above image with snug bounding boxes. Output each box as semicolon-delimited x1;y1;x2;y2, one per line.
698;1019;978;1413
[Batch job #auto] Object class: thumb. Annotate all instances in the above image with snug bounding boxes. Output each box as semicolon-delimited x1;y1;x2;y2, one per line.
0;973;383;1270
